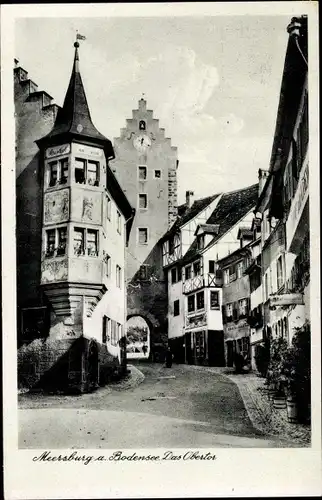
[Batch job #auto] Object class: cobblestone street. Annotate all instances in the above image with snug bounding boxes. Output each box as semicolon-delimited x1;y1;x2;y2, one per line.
18;363;307;449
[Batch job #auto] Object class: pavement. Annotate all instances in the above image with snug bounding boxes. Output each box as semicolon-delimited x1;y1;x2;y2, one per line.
18;363;306;449
189;365;311;447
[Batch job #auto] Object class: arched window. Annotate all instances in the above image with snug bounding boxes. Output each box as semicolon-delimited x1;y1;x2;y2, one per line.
139;120;146;131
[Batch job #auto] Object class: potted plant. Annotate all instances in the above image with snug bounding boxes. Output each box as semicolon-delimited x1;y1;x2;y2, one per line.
266;336;288;407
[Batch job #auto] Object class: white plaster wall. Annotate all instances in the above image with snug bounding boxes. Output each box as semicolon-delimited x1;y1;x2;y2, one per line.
250;285;262;310
168;272;185;339
206;288;223;330
84;201;127;361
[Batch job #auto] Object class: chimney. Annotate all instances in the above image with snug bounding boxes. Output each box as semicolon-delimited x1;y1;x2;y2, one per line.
258;169;269;196
186;190;194;208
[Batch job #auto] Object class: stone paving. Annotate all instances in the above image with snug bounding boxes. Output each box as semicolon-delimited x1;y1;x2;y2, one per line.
109;364;145;391
190;365;311;447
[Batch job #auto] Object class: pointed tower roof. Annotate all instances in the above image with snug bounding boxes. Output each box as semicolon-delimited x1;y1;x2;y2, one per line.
37;41;114;158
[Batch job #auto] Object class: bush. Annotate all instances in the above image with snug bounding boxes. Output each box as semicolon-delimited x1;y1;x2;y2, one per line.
284;321;311;422
266;336;288;395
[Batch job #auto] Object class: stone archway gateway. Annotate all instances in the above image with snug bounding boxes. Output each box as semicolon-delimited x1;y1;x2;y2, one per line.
126;316;151;360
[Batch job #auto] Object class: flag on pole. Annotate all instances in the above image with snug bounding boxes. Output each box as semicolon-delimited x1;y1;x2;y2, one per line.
76;33;86;41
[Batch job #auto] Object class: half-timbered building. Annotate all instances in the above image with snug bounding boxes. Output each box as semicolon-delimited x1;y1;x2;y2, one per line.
162;184;259;366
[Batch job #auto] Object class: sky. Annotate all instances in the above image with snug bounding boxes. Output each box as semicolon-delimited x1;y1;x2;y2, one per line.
15;15;290;204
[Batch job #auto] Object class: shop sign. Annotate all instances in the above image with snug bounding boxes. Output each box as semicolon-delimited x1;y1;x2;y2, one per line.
269;293;304;308
186;313;207;329
45;143;70;159
73;143;103;158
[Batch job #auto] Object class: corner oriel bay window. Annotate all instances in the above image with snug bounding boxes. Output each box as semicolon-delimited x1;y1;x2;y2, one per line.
87;161;99;186
73;228;85;255
87;230;98;256
73;228;99;257
75;157;100;186
45;227;67;258
48;161;58;187
46;229;56;257
57;227;67;256
75;158;86;184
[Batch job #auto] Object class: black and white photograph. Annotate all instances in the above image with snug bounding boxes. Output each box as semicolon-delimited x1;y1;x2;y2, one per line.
1;2;320;499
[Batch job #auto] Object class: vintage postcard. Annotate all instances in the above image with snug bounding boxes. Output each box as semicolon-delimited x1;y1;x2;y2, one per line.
1;2;321;499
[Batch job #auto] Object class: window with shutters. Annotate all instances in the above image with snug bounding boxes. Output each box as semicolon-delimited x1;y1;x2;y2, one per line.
236;261;243;278
238;298;248;318
223;269;229;285
226;303;233;321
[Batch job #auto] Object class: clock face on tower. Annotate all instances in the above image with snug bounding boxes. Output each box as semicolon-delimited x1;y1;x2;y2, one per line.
133;134;151;152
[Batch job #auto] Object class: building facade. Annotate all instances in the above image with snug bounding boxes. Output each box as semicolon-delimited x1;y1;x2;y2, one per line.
111;99;179;357
163;184;258;366
255;15;309;347
218;245;252;367
16;43;134;392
